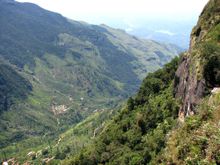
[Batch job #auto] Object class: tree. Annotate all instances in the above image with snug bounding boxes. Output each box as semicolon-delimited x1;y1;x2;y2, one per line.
127;97;134;111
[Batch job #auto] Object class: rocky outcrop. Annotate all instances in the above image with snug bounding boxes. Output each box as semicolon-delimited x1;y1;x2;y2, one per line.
174;54;206;121
174;0;220;121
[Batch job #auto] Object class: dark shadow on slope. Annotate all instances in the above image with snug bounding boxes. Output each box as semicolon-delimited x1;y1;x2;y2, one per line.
0;63;32;112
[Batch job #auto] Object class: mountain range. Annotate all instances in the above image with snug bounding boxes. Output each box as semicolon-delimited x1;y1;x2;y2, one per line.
1;0;219;164
0;0;182;163
65;0;220;164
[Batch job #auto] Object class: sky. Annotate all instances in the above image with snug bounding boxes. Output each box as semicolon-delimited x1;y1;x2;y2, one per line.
16;0;209;25
15;0;209;48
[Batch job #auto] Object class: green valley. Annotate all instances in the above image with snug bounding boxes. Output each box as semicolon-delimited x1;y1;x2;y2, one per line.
0;0;181;163
1;0;219;164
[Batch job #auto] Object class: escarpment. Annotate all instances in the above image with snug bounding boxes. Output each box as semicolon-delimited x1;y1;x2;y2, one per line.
174;0;220;121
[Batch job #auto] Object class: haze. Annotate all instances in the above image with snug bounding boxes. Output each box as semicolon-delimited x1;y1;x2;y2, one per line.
16;0;209;48
16;0;208;23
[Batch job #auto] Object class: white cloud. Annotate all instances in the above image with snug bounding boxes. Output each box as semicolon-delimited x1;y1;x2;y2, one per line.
155;30;176;36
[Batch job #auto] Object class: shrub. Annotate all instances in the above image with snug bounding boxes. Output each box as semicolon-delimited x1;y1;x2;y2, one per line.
127;97;135;111
203;55;220;86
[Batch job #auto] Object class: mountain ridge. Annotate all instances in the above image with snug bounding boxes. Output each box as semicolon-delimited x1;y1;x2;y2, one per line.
0;0;181;163
64;0;220;164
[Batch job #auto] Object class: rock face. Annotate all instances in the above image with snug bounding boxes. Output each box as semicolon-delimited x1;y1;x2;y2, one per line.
174;0;220;121
174;52;207;121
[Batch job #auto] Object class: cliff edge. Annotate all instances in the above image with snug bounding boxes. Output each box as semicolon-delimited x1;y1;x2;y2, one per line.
174;0;220;121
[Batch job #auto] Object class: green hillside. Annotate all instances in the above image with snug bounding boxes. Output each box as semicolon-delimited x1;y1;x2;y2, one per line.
0;61;32;112
65;56;180;165
0;0;181;108
0;0;181;163
65;0;220;164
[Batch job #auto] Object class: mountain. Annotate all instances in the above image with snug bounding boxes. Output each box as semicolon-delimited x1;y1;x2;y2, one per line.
104;17;197;49
65;0;220;164
125;19;195;49
0;0;181;163
100;24;182;79
0;0;181;104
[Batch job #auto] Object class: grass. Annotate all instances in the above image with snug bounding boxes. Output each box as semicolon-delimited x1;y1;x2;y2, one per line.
157;93;220;164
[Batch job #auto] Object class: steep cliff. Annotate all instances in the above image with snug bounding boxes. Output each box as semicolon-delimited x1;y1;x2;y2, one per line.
174;0;220;121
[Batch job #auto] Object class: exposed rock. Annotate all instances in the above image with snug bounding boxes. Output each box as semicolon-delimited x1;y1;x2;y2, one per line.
211;87;220;94
42;157;55;164
209;87;220;106
3;158;18;165
174;53;206;118
174;0;220;121
27;151;36;157
36;150;42;158
27;151;36;160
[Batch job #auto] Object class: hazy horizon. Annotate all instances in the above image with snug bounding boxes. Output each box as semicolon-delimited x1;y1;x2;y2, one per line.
15;0;209;48
16;0;208;25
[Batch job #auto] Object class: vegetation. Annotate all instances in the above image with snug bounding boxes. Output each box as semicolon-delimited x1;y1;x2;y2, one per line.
0;0;180;163
201;33;220;87
1;0;219;164
0;63;32;112
64;1;220;164
65;57;180;164
156;93;220;164
0;107;117;164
